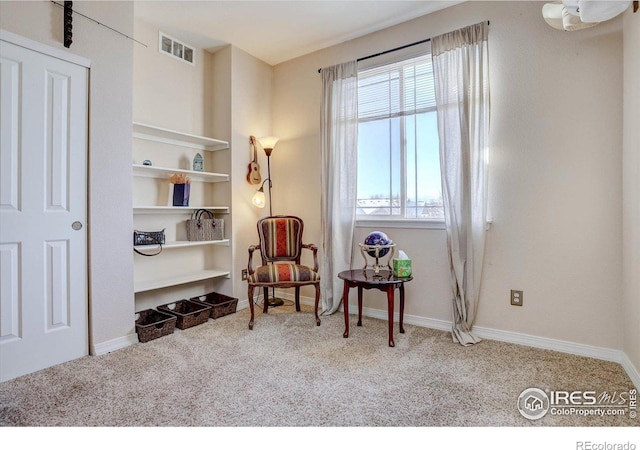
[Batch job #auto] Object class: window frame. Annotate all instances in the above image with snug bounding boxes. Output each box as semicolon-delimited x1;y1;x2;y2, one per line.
355;52;444;228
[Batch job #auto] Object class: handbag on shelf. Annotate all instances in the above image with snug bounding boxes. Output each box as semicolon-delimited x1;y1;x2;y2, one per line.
186;209;224;241
133;229;165;256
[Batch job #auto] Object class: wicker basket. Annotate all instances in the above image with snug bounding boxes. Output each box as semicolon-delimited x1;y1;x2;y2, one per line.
191;292;238;319
135;309;177;343
157;299;211;330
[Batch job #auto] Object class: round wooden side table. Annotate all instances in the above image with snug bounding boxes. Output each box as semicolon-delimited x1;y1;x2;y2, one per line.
338;269;413;347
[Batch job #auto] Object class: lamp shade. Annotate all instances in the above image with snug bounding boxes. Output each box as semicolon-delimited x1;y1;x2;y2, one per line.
252;188;266;208
258;136;279;150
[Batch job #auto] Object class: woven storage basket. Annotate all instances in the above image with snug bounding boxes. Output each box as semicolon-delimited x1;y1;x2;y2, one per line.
135;309;177;343
191;292;238;319
157;299;211;330
186;209;224;241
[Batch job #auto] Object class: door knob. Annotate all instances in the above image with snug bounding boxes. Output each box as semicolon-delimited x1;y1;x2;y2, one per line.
72;221;83;230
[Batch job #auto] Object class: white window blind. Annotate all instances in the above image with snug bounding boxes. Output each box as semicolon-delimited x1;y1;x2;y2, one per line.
358;54;436;121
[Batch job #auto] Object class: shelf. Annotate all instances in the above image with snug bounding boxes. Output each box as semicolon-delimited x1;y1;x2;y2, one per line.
133;122;229;151
134;239;229;251
132;164;229;183
134;269;231;293
131;120;232;298
133;206;230;215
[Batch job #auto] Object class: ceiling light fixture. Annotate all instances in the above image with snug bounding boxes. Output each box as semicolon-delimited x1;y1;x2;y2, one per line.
542;0;633;31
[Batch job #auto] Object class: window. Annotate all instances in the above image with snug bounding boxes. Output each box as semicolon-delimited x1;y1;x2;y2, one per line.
356;52;443;221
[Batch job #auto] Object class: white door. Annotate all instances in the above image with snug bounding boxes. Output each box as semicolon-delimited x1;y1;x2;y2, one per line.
0;38;88;382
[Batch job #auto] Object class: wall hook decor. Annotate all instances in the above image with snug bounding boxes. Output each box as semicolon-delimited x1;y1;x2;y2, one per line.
63;1;72;48
51;1;147;47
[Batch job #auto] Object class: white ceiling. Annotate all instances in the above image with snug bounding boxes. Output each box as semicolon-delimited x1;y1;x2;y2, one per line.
134;1;463;66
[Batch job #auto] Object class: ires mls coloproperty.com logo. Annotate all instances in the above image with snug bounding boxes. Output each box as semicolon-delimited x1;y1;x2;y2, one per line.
517;387;637;420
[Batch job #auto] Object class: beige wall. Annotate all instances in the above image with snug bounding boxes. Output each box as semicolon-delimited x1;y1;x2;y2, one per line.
273;1;625;349
133;18;212;136
229;46;274;301
0;1;135;351
622;9;640;377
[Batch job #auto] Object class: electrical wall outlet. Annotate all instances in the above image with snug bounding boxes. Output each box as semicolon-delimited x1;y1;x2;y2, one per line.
510;290;523;306
241;269;248;281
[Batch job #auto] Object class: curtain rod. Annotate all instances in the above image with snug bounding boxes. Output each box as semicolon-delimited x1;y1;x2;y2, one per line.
317;20;490;73
317;37;429;73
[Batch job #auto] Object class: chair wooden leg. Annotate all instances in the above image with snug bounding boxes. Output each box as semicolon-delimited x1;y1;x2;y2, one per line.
263;287;269;313
295;287;301;311
248;284;255;330
314;283;321;326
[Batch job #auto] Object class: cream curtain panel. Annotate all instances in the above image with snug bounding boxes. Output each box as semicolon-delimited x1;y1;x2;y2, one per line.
432;22;490;346
319;61;358;314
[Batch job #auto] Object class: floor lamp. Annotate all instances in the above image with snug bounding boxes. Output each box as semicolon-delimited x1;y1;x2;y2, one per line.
251;136;285;307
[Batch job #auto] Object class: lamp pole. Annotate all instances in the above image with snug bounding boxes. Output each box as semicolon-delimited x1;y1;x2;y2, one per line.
262;145;283;306
252;137;283;307
265;149;273;217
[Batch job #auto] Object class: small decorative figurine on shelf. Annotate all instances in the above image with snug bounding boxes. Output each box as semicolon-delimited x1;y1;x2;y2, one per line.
359;231;395;275
193;153;203;172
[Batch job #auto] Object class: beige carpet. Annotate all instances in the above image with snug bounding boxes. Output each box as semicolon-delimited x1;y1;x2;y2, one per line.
0;303;637;427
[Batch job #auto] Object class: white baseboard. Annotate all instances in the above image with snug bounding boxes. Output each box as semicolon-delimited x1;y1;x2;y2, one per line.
237;298;250;311
620;353;640;391
472;325;622;362
91;333;138;356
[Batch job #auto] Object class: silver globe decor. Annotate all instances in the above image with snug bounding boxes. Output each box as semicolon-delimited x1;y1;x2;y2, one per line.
359;231;395;274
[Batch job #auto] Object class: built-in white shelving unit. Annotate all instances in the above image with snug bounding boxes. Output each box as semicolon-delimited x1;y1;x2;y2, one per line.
132;122;231;300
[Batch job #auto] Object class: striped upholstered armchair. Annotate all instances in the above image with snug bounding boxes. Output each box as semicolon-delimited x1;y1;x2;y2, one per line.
246;216;321;330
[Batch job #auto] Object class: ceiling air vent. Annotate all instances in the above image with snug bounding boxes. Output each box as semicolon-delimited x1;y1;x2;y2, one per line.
159;32;194;65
